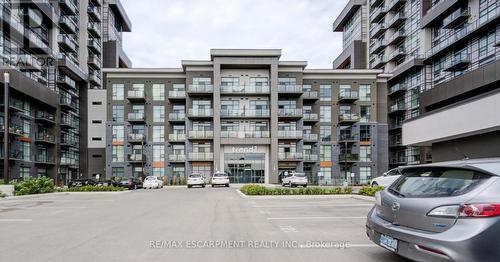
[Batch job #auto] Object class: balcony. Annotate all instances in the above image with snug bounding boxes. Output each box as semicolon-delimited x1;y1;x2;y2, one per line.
128;133;145;143
35;134;56;145
18;54;42;72
443;8;470;29
303;133;318;142
188;152;214;161
443;54;470;71
60;136;78;147
387;30;407;45
60;96;78;111
59;0;77;15
87;22;101;38
128;154;145;163
370;55;386;69
386;0;406;12
303;113;319;122
220;109;270;118
339;153;359;163
278;152;303;161
220;85;270;94
387;47;406;62
338;90;359;103
188;131;214;140
389;122;402;131
370;39;387;54
371;0;384;8
421;0;463;28
303;154;319;162
278;131;303;140
370;23;388;39
188;108;213;118
278;108;303;119
89;72;101;86
127;112;146;123
370;7;387;23
187;84;213;94
220;131;270;139
390;157;407;165
389;82;407;96
168;90;186;100
278;85;303;96
168;154;186;162
389;138;404;147
389;102;405;114
338;134;358;143
59;16;77;34
35;111;56;125
87;55;101;69
169;112;186;122
127;90;146;102
0;124;24;136
35;155;56;165
302;91;319;100
338;114;360;125
168;134;185;142
387;11;407;28
88;39;101;54
57;35;76;52
87;6;102;22
60;157;77;166
60;116;78;129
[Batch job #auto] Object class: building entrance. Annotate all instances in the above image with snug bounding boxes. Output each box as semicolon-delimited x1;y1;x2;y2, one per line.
224;153;265;183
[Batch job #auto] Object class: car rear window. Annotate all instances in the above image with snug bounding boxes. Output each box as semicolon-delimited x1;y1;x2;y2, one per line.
213;173;226;177
293;173;306;177
145;177;156;181
189;174;201;178
389;167;491;198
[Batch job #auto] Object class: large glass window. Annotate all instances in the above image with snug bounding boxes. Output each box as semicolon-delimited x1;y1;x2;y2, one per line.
320;126;332;141
153;126;165;142
359;167;372;184
320;85;332;101
360;105;371;122
359;84;371;101
112;145;124;162
320;167;332;185
152;84;165;101
153;106;165;123
112;125;124;141
153;168;165;178
320;106;331;122
112;84;124;100
153;145;165;162
360;146;371;162
112;105;124;122
320;145;331;161
112;167;124;178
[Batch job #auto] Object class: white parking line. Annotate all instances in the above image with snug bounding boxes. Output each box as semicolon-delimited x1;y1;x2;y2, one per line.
0;219;32;222
252;204;373;208
268;216;366;220
279;225;299;233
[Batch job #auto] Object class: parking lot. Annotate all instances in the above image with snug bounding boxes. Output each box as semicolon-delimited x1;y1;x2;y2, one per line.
0;187;409;262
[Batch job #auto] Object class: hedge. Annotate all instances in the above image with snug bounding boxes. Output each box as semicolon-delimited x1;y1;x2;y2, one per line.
13;177;55;196
240;184;353;196
358;186;384;196
67;185;124;192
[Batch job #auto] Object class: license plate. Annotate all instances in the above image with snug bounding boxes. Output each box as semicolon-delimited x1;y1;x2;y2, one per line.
379;234;398;252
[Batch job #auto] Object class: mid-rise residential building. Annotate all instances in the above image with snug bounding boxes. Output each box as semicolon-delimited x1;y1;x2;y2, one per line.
95;49;390;185
333;0;500;165
0;0;132;185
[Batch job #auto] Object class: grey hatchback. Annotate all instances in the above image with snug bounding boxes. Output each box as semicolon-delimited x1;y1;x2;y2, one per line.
366;158;500;262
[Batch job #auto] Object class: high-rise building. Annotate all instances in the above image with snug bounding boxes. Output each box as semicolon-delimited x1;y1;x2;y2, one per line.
0;0;132;185
94;49;389;185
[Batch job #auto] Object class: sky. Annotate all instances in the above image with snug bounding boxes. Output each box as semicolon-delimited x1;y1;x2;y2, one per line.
120;0;348;69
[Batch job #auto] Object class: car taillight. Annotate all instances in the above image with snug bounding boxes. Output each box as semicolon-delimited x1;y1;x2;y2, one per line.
459;204;500;218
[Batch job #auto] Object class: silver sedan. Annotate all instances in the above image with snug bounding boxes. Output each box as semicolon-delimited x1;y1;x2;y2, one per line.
366;158;500;262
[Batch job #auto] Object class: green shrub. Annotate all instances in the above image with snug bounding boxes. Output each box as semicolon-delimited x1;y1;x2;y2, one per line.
13;176;55;196
68;185;124;192
240;184;267;195
0;192;6;198
359;186;384;196
240;185;356;196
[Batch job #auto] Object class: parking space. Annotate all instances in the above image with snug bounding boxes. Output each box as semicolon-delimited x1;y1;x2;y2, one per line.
0;187;409;262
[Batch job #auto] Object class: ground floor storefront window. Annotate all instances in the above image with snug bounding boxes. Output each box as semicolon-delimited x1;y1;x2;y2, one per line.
225;153;264;183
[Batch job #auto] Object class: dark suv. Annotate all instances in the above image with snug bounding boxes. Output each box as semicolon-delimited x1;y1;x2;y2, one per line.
117;178;143;190
69;179;97;188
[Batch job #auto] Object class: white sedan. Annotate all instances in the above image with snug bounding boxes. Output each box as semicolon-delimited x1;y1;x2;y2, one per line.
282;172;308;188
143;176;163;189
370;168;401;187
211;171;230;187
187;173;205;188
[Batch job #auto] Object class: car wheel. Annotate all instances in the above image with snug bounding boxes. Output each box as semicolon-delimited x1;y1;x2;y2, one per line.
225;184;229;187
187;185;191;188
202;184;205;188
371;182;378;187
288;181;292;187
303;185;307;188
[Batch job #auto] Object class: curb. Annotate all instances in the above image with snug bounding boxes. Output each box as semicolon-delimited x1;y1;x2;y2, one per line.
0;190;131;200
236;190;375;202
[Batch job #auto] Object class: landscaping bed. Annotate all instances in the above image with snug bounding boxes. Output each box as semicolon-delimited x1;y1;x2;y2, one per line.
239;184;383;196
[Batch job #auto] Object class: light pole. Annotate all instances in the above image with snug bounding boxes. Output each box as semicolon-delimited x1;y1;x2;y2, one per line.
3;72;10;184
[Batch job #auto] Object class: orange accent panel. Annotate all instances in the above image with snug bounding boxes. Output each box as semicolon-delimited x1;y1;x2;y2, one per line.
152;162;165;168
112;141;124;146
359;141;371;146
320;161;332;167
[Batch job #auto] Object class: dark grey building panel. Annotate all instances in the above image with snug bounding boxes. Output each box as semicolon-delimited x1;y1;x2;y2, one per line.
432;130;500;162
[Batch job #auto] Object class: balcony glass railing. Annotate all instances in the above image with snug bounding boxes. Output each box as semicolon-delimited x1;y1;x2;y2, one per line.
188;108;213;117
278;152;303;160
303;113;318;121
36;133;55;143
302;91;318;99
339;114;360;122
220;109;270;117
188;152;214;161
129;133;145;141
303;133;318;141
303;154;319;161
169;112;186;121
221;85;270;94
278;85;302;93
168;90;186;98
278;108;303;117
168;134;185;141
188;84;214;93
339;153;359;162
127;90;145;99
278;131;303;139
188;131;214;139
339;90;359;100
168;154;186;162
220;131;270;138
128;112;145;121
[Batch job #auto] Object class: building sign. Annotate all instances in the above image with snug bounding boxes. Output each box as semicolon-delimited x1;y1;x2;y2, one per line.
231;145;258;154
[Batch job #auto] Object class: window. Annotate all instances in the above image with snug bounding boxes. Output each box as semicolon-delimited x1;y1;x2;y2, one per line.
320;167;332;185
360;106;371;122
192;77;211;85
153;126;165;142
320;85;332;101
112;125;124;141
112;145;124;162
22;119;31;136
360;125;371;142
112;167;124;178
278;77;296;86
359;167;372;184
320;126;332;141
20;167;30;180
19;142;30;161
153;145;165;162
92;137;102;141
153;106;165;122
112;84;124;100
152;84;165;101
92;120;102;124
359;84;371;101
153;168;165;178
92;101;102;105
320;145;331;161
112;105;124;122
320;106;331;122
360;146;371;162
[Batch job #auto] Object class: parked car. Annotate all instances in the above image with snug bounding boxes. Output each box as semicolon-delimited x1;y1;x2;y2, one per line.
96;180;113;187
143;176;163;189
118;178;143;190
68;179;96;188
366;158;500;262
187;173;205;188
211;171;230;187
281;172;308;187
371;168;401;187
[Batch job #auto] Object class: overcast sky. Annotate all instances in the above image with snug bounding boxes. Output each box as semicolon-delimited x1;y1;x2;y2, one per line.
120;0;348;69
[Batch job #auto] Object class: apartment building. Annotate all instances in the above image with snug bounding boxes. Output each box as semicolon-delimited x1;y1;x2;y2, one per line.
0;0;131;185
94;49;389;185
